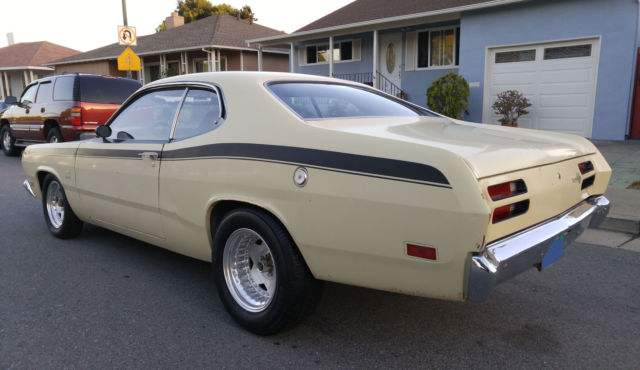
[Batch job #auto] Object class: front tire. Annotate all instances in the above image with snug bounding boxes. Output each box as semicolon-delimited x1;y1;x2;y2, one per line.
213;208;322;335
42;174;83;238
1;125;20;156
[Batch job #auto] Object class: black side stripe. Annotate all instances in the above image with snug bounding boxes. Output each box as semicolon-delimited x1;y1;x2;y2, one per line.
75;143;450;188
162;143;450;187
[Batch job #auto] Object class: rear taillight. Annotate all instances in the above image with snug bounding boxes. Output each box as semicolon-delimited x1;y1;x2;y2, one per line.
578;161;594;174
71;106;82;126
487;180;527;201
488;180;529;223
492;200;530;223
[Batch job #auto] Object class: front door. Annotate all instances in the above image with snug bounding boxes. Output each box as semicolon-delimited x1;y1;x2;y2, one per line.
75;87;186;239
378;32;402;93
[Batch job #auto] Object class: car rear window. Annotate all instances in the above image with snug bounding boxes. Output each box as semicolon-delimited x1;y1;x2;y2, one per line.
268;82;436;119
79;76;141;104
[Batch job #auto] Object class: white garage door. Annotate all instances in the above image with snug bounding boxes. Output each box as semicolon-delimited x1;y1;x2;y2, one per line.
483;38;600;137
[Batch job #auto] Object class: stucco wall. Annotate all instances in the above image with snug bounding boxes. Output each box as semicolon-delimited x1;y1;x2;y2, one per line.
458;0;639;140
54;60;111;76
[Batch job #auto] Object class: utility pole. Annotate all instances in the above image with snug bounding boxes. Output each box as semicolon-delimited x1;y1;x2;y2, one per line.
122;0;131;79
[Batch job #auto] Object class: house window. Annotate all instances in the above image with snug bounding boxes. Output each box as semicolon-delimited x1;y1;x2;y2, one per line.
495;49;536;63
304;40;354;65
544;44;591;60
417;27;459;68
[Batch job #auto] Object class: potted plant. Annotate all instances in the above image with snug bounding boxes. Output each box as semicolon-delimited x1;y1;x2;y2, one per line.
491;90;531;127
426;71;469;119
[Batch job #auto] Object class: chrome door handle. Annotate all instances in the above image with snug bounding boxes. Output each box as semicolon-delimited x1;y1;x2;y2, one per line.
138;152;159;160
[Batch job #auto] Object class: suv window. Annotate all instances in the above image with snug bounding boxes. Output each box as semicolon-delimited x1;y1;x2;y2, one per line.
79;76;140;105
20;85;38;104
268;82;435;119
108;88;184;142
35;82;52;103
173;89;221;140
53;76;75;101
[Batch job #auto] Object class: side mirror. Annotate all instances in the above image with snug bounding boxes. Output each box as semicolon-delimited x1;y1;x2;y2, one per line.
95;125;112;142
4;96;17;105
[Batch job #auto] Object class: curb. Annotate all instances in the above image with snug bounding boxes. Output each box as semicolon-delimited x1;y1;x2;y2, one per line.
597;216;640;236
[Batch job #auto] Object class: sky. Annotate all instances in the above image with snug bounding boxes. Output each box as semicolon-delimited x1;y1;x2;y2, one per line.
0;0;353;52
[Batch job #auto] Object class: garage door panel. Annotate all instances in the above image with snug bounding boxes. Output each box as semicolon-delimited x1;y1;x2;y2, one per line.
537;107;589;118
538;118;587;131
538;83;594;95
492;72;538;86
540;68;592;83
539;94;589;107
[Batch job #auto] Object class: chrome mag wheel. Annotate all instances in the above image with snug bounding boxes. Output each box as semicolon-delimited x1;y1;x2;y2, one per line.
223;228;277;312
45;180;65;229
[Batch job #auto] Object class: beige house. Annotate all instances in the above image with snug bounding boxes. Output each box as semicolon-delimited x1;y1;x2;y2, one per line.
46;13;289;83
0;41;80;99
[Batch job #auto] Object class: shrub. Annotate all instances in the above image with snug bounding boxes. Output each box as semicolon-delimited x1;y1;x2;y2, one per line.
426;71;469;119
491;90;532;125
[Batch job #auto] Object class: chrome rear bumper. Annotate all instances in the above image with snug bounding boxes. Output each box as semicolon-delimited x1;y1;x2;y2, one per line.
467;195;610;302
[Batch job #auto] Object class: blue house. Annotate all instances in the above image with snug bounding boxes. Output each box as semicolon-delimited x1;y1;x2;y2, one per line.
248;0;640;140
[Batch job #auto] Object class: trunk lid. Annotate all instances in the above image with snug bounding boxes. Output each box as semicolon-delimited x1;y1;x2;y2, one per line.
309;116;596;179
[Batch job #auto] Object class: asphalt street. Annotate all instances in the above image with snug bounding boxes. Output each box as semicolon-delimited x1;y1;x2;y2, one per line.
1;153;639;369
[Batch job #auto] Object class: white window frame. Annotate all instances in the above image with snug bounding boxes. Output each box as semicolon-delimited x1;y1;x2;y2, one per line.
415;26;459;71
300;39;359;66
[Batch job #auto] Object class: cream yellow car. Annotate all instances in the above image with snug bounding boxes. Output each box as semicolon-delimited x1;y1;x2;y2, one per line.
21;72;611;334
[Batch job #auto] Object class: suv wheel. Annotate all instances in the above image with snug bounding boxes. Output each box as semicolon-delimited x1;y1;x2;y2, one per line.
47;127;63;143
0;125;20;156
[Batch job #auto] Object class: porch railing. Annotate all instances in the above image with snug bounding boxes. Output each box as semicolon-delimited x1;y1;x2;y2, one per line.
334;71;407;100
375;71;407;100
334;72;373;86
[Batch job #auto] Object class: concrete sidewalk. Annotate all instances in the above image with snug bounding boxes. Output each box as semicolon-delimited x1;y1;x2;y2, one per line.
576;140;640;250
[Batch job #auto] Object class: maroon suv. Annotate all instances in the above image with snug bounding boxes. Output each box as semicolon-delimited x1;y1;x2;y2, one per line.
0;73;141;156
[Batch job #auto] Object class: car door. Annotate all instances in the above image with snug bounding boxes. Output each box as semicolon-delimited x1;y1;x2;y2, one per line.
9;84;38;140
75;87;187;241
30;80;52;140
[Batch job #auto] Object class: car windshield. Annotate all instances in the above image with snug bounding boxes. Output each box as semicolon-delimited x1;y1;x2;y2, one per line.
268;82;436;120
79;76;141;105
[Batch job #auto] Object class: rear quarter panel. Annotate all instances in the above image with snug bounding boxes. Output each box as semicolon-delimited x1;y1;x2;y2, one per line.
157;77;491;300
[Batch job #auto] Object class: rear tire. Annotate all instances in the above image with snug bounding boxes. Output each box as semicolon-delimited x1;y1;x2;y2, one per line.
213;208;322;335
1;125;20;156
42;174;83;239
47;127;63;143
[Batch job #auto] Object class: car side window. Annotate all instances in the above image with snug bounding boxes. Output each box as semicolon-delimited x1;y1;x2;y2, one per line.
35;82;52;103
53;76;75;101
20;85;37;105
173;88;221;140
107;88;185;142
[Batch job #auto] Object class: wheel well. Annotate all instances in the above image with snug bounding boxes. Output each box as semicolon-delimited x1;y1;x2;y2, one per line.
209;201;291;250
0;119;8;128
44;120;59;137
36;171;51;193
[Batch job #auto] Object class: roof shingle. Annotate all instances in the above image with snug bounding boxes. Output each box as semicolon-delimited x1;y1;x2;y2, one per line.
0;41;80;68
48;14;285;65
296;0;496;32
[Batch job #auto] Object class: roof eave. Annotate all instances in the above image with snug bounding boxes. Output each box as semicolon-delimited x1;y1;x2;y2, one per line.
247;0;528;46
0;66;54;71
44;44;288;66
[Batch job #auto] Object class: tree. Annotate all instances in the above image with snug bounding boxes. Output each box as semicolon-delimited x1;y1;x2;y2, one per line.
156;1;257;32
426;71;469;119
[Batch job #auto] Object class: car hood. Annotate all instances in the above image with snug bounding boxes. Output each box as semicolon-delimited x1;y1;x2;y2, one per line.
308;116;597;179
